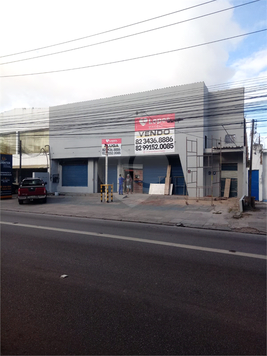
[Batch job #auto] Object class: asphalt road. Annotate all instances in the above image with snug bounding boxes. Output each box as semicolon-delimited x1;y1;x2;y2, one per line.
1;210;266;355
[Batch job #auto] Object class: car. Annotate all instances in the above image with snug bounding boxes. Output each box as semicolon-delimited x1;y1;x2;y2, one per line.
18;178;47;204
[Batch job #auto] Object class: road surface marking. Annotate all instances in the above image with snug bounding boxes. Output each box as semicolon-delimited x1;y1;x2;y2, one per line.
1;221;266;260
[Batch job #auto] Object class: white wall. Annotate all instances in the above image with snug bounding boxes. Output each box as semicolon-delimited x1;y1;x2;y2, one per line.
13;153;48;168
249;144;265;201
49;83;206;161
48;83;245;198
206;88;245;149
32;172;50;192
263;150;267;201
53;159;95;194
49;82;206;197
0;108;48;134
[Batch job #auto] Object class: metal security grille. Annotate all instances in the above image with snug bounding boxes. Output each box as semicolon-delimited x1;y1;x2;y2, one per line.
222;163;238;171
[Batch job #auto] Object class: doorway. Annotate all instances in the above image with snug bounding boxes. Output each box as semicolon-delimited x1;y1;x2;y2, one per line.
133;169;143;193
250;170;259;201
124;169;143;193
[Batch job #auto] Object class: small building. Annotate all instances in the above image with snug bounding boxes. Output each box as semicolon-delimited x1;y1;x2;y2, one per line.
248;143;266;201
263;149;267;202
49;82;247;198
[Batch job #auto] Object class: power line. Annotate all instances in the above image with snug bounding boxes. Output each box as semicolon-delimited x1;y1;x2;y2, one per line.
1;79;266;131
0;87;260;126
0;0;258;66
1;115;263;148
0;120;246;139
0;107;262;138
1;76;265;121
0;0;217;59
1;29;266;78
1;77;265;140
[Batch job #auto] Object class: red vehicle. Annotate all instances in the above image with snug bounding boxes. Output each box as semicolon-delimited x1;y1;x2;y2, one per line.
18;178;47;204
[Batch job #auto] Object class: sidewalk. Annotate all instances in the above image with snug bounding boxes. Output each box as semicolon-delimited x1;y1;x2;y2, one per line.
1;193;266;235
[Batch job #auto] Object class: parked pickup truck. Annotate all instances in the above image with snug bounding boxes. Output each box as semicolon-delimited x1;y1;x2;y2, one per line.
18;178;47;204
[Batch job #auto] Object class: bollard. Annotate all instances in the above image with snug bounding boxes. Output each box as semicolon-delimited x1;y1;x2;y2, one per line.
100;184;113;202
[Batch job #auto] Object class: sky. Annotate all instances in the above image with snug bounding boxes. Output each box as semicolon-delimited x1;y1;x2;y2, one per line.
0;0;266;140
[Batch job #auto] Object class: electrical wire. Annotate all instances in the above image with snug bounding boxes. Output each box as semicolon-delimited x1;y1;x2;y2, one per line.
0;0;258;66
1;77;265;143
1;29;266;78
1;92;264;132
1;81;266;135
0;0;217;59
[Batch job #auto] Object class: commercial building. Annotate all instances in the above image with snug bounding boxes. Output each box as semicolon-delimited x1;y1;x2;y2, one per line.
49;82;247;198
0;108;50;186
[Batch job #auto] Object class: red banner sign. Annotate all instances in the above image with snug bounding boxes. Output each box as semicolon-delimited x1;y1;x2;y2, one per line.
135;114;175;131
102;138;121;144
101;138;122;156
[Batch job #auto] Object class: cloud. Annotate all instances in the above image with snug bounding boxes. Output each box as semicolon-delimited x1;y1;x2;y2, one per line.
230;48;267;81
0;0;262;112
229;48;267;146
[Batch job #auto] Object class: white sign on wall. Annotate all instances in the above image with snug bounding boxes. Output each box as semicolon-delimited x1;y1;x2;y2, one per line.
135;114;175;155
101;138;122;156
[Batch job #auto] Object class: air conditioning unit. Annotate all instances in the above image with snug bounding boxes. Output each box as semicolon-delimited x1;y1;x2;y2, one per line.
225;134;236;144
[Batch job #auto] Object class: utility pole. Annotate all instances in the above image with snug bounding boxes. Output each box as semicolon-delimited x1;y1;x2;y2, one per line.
45;145;50;192
19;138;22;184
248;119;255;203
105;144;108;202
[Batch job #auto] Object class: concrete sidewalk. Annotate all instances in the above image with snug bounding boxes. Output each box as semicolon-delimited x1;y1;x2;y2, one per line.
1;193;266;235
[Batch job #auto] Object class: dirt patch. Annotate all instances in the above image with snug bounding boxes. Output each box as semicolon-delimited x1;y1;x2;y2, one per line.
242;213;252;217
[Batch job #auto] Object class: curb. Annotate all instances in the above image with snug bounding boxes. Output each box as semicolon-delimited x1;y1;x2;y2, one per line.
2;207;265;235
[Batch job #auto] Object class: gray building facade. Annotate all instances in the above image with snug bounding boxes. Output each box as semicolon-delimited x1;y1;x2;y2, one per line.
49;82;246;198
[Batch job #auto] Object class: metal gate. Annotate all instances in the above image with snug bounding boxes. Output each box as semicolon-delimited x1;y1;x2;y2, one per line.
108;165;117;193
250;170;259;201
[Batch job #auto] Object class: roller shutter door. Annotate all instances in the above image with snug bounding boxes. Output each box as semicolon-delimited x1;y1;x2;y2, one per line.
143;157;167;193
143;156;186;194
62;162;88;187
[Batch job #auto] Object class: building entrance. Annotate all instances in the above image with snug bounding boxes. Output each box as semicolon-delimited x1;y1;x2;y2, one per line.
124;169;143;193
133;169;143;194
